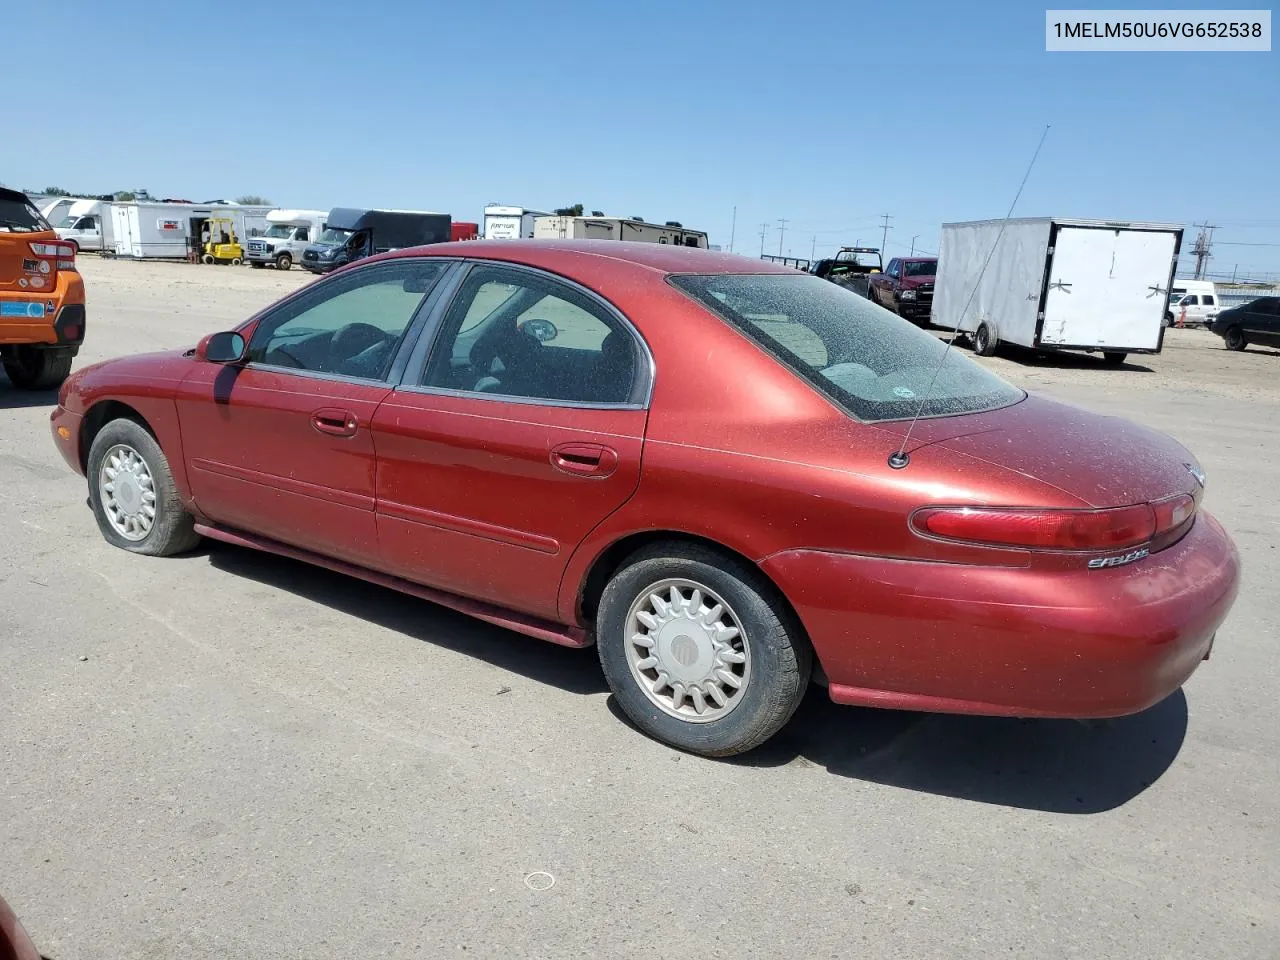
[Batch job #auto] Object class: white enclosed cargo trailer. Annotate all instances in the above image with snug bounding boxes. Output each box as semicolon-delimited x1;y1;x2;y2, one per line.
933;218;1183;363
483;204;546;239
111;202;271;259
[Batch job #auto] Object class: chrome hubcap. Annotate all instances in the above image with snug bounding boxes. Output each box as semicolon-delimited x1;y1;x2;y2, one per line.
99;444;157;541
625;578;751;723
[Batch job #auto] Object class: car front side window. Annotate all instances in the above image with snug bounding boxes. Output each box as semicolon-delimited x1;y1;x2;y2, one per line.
247;259;445;380
421;265;640;405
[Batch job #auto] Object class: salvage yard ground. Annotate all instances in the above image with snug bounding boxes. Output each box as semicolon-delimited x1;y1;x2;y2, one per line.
2;258;1277;959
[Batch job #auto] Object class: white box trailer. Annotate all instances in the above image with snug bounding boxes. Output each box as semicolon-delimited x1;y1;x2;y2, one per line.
933;218;1183;361
483;204;546;239
111;202;272;259
532;215;709;248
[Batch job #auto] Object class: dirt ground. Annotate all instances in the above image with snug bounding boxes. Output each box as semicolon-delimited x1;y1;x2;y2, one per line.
2;256;1277;960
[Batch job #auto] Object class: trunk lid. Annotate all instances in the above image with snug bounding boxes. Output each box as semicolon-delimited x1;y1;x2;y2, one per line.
874;393;1203;508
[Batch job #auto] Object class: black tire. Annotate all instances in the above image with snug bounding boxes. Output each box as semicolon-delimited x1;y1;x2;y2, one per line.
276;252;292;271
1224;326;1247;352
1102;351;1128;366
1163;312;1174;328
3;346;73;390
973;322;997;356
250;261;265;269
596;542;812;757
87;418;201;557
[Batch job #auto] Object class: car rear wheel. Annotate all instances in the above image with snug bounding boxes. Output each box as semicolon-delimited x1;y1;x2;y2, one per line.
1224;326;1247;351
3;346;73;390
87;419;201;556
596;543;811;757
276;252;292;271
973;322;997;356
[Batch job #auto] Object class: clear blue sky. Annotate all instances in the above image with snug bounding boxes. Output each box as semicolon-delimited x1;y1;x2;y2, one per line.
10;0;1279;276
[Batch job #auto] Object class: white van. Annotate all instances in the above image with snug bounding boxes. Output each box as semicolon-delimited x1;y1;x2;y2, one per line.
55;199;114;252
1166;279;1219;327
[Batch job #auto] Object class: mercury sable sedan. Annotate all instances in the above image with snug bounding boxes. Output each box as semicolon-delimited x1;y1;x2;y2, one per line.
49;241;1240;756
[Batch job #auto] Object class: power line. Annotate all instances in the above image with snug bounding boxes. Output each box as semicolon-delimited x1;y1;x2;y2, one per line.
879;213;893;254
758;222;769;257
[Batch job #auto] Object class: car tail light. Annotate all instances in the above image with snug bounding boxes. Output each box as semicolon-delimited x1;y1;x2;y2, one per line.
29;241;77;271
914;495;1198;553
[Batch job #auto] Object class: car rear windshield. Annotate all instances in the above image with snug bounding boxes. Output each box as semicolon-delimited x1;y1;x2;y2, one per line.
0;198;50;233
903;260;936;277
670;273;1023;422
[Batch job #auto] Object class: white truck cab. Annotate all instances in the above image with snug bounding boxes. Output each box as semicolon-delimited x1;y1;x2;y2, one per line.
246;209;328;270
1166;279;1219;327
55;199;113;252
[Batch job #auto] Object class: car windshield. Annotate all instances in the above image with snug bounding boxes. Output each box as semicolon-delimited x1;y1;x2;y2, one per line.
0;198;52;233
903;260;936;277
57;214;80;228
264;224;295;239
319;227;352;244
671;273;1023;422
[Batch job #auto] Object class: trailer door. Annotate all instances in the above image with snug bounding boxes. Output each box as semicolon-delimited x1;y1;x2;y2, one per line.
1039;227;1176;352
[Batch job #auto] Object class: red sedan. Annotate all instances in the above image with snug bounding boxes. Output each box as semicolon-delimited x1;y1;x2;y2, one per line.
49;241;1239;756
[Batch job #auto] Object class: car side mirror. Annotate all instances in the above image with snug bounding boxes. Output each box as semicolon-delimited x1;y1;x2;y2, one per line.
521;318;558;342
197;331;247;364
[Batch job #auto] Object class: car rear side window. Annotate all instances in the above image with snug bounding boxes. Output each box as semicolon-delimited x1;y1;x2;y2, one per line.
0;197;51;233
247;259;446;380
671;273;1023;422
421;265;640;405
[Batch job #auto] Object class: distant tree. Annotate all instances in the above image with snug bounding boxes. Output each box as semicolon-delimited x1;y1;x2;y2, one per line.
554;203;584;217
114;190;137;201
236;195;271;205
43;186;71;196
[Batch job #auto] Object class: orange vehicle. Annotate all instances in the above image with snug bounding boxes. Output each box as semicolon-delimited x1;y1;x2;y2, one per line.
1;186;85;390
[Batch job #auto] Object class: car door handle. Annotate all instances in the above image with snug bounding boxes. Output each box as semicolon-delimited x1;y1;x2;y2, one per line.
550;442;618;478
311;408;359;437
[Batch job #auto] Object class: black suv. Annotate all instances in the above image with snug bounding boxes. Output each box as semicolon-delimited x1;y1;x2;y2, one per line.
1210;296;1280;352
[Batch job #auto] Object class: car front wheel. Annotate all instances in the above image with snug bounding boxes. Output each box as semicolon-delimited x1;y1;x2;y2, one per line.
597;543;811;757
1224;326;1247;351
87;418;201;556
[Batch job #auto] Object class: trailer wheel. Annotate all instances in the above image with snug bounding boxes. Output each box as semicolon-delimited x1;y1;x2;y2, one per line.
1163;312;1174;328
973;322;997;356
275;252;292;271
1102;352;1128;366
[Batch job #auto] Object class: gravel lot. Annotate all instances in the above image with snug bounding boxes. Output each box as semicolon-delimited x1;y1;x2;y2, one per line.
2;257;1277;959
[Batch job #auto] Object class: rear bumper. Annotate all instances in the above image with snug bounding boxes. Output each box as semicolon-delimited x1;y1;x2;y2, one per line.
760;511;1240;718
1;273;85;348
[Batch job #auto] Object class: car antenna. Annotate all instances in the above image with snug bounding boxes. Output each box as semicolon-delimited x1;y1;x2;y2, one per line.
887;124;1051;470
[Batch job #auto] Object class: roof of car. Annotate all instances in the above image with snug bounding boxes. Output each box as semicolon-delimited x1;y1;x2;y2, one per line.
404;239;799;276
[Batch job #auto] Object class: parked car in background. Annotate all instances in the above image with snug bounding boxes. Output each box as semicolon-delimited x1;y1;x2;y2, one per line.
301;208;451;274
246;209;328;271
867;256;938;323
1;186;85;390
1166;279;1219;327
49;241;1238;757
809;246;883;297
1209;296;1280;352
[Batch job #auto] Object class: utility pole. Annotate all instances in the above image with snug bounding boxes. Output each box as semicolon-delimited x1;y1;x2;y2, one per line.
758;222;769;257
728;205;737;254
777;218;789;256
879;213;893;254
1191;222;1216;280
811;235;816;260
910;235;919;256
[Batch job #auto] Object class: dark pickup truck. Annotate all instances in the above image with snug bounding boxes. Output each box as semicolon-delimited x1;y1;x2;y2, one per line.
867;256;937;323
762;247;883;298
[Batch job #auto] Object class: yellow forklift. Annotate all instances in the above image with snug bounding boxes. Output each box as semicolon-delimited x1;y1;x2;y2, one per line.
201;217;244;265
